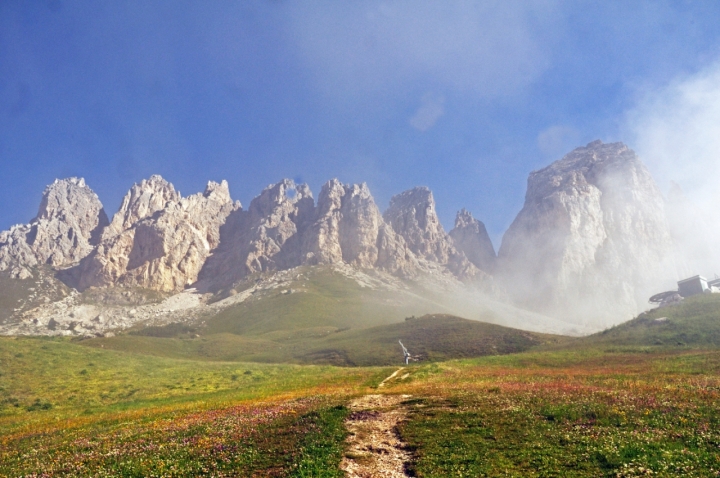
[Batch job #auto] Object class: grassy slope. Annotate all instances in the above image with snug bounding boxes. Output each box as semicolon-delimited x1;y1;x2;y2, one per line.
6;271;720;475
581;293;720;348
0;336;386;422
76;266;570;366
293;314;565;366
204;267;449;335
84;314;566;366
4;338;720;476
388;349;720;478
0;336;382;477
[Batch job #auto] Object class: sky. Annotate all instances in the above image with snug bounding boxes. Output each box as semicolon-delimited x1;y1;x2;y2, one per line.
2;1;720;248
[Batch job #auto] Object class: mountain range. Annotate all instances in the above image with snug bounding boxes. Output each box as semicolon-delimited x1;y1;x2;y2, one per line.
0;140;697;337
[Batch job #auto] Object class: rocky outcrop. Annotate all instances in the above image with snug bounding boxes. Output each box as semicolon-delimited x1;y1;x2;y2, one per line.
198;179;314;289
301;179;423;277
104;175;180;237
199;179;435;288
384;187;449;262
78;177;239;292
0;178;108;279
301;179;349;265
384;187;482;280
449;209;496;273
497;140;677;326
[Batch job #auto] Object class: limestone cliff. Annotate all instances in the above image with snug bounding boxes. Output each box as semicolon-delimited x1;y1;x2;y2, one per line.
79;177;239;292
300;179;422;277
384;187;482;280
0;178;108;279
0;175;495;297
198;179;314;288
497;140;677;326
449;208;496;273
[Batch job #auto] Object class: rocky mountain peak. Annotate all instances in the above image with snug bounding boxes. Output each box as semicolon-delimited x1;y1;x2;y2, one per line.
449;208;496;273
453;208;474;229
526;140;636;202
37;177;88;219
249;179;313;218
196;179;316;289
0;177;108;278
106;175;180;237
384;186;450;263
78;175;239;292
383;187;487;281
202;179;233;204
302;179;384;267
498;141;676;326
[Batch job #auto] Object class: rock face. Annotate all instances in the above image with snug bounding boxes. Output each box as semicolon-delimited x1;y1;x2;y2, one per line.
301;179;421;277
199;179;444;289
303;180;381;267
104;175;180;237
384;187;482;280
78;176;239;292
0;178;108;279
449;209;496;273
198;179;314;288
497;140;677;326
1;175;496;297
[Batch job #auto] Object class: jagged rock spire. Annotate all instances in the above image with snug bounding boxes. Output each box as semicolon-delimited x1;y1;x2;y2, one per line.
78;176;239;292
449;208;496;273
0;177;108;278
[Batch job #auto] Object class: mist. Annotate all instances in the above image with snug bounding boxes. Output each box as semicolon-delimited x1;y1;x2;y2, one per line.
627;61;720;279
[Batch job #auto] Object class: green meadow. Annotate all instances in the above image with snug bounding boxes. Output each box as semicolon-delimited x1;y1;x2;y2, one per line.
2;294;720;476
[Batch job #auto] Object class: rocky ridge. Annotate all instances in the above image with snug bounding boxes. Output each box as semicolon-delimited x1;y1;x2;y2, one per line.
498;140;677;326
449;208;496;273
383;187;487;281
0;140;688;335
1;178;492;295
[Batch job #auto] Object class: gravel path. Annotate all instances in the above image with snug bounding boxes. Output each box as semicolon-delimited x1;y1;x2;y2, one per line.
340;390;413;477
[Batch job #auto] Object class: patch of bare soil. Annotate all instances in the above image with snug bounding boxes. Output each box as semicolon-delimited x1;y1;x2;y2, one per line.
340;394;413;478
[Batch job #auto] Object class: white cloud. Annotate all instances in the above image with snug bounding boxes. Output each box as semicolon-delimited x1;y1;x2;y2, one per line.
626;60;720;204
285;1;561;98
409;92;445;131
626;59;720;276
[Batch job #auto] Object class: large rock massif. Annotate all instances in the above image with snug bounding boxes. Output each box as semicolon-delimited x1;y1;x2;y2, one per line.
383;187;484;280
0;178;108;279
79;176;240;292
498;140;677;326
0;140;690;333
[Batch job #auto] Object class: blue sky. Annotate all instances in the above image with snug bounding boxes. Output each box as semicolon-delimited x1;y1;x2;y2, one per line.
2;1;720;247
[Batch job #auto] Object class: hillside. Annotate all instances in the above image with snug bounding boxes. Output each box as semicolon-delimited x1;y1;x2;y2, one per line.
0;268;70;325
83;313;565;366
581;294;720;348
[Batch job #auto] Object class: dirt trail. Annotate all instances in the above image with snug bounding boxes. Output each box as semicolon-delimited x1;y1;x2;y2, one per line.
378;367;404;388
340;391;413;478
